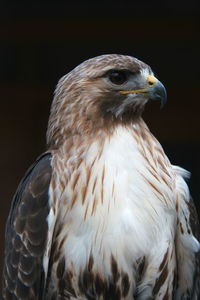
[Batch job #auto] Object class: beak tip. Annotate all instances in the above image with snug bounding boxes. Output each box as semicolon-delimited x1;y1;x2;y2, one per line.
149;80;167;107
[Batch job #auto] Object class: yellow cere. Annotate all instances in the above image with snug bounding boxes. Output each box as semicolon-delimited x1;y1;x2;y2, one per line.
147;74;157;86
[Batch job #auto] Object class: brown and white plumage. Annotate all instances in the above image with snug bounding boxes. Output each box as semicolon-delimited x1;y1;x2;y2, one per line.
2;54;200;300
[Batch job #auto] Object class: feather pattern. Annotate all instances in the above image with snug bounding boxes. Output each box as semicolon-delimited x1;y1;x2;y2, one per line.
44;122;199;299
3;54;200;300
2;153;52;300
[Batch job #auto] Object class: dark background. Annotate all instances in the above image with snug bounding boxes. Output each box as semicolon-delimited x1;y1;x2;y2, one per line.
0;0;200;288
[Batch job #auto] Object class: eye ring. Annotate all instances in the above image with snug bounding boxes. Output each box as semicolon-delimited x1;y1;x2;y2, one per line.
107;70;130;85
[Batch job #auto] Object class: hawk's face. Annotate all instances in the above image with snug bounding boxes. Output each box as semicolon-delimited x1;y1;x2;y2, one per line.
48;55;167;146
81;67;166;122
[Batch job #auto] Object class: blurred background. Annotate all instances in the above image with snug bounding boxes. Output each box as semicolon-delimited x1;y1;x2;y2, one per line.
0;0;200;286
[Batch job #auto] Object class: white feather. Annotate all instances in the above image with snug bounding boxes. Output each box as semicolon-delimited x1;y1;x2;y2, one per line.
45;125;199;299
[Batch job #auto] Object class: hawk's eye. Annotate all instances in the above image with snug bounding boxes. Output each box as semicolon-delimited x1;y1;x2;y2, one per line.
107;70;129;85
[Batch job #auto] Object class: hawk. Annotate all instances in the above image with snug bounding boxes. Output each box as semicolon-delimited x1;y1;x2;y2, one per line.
2;54;200;300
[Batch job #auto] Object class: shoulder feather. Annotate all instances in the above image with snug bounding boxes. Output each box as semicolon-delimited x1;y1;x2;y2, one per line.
2;153;52;300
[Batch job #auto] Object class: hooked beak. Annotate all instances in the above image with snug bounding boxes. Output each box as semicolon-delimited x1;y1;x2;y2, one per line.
119;75;167;107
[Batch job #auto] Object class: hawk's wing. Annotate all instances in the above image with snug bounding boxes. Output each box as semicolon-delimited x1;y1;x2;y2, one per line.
187;197;200;299
174;168;200;300
2;153;52;300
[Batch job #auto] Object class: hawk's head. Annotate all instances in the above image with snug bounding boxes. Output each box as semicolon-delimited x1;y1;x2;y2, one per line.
47;54;166;147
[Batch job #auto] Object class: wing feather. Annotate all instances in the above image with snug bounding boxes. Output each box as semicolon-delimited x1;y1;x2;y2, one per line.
187;197;200;299
2;153;52;300
174;167;200;299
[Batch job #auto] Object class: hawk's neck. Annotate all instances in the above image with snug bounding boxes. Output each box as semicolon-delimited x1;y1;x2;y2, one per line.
50;119;175;217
